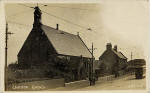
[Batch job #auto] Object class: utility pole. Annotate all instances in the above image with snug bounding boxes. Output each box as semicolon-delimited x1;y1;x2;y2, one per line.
89;42;97;86
5;22;14;90
130;52;134;74
91;43;94;85
131;52;133;60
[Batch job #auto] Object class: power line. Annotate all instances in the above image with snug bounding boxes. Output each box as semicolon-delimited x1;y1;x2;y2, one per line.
18;4;34;9
18;3;47;9
41;4;97;11
18;3;97;11
41;9;87;29
8;4;92;30
7;20;32;27
7;8;33;19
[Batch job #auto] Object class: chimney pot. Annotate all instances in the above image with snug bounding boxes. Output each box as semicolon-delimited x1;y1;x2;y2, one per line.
114;45;117;51
106;43;112;50
77;32;79;36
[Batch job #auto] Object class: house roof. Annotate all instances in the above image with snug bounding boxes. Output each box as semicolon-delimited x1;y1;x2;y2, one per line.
112;49;127;59
41;25;92;58
99;49;127;60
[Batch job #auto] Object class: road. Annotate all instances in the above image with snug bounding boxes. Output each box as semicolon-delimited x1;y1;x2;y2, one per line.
75;75;146;90
8;74;146;91
49;74;146;91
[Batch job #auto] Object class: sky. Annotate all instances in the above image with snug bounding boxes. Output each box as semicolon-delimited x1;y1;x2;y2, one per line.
4;0;149;65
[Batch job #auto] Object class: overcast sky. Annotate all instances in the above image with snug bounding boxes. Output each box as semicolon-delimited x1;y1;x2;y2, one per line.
5;0;149;65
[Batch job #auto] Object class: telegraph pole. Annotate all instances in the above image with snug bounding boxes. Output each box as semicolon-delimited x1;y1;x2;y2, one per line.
131;52;133;60
91;43;94;85
5;22;14;90
89;42;97;86
130;52;134;74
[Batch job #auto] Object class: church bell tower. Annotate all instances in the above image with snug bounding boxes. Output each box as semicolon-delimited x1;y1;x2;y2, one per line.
33;6;42;28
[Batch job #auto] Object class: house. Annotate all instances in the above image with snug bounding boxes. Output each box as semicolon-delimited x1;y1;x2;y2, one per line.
98;43;127;76
93;60;101;79
17;6;92;82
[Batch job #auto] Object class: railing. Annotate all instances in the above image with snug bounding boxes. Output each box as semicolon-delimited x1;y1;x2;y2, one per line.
96;71;135;84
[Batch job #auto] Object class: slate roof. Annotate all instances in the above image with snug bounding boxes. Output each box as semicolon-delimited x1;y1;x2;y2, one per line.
99;48;127;60
112;50;127;59
41;25;92;58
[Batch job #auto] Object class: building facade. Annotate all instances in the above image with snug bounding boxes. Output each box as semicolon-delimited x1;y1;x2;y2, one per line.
98;43;127;76
17;6;92;82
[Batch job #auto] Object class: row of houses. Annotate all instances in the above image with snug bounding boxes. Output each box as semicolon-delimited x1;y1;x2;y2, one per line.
15;6;145;82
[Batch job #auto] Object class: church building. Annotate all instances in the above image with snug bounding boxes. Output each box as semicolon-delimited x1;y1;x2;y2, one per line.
17;6;92;82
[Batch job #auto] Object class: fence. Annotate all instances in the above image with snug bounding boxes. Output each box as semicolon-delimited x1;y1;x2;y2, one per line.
96;71;134;84
98;75;115;81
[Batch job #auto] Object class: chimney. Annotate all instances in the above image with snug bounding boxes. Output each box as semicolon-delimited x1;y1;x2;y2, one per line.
77;32;79;36
56;24;59;30
106;43;112;50
114;45;117;52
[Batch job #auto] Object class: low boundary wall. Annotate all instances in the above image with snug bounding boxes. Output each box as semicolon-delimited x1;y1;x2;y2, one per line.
65;80;89;88
8;78;65;91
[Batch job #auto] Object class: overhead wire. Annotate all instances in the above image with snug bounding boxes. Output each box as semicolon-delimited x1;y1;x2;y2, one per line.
17;4;86;29
18;4;34;9
41;4;97;11
7;8;34;19
7;20;32;27
41;9;87;29
8;4;93;30
6;4;34;28
18;3;97;11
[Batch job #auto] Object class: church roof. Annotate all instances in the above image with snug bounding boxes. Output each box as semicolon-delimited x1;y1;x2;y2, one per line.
41;25;92;58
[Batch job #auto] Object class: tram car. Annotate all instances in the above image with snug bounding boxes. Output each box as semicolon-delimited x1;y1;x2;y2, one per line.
128;59;146;79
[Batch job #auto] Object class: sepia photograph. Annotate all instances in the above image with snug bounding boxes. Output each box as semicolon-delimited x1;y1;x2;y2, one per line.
1;0;149;92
